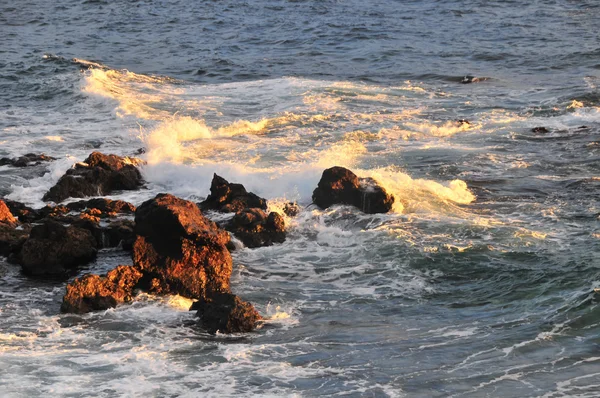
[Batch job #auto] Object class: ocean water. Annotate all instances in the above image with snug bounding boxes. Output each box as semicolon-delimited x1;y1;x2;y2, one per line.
1;0;600;396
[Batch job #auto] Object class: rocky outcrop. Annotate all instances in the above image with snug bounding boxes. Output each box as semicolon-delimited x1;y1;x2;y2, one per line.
0;153;56;168
66;198;136;216
133;193;232;299
226;208;286;248
19;220;97;276
192;292;262;334
0;224;29;259
61;265;143;314
199;174;267;213
312;166;394;214
2;200;39;223
0;200;17;227
43;152;144;203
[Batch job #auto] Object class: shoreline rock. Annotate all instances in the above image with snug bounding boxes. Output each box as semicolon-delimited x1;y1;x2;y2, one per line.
312;166;394;214
43;152;144;203
226;208;286;248
199;174;267;213
0;153;56;168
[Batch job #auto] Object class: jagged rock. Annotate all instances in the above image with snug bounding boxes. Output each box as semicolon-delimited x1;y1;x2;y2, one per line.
312;166;394;214
133;193;232;299
226;208;286;248
61;265;143;314
0;200;17;227
192;292;262;334
2;200;40;223
66;198;136;216
199;174;267;213
0;153;56;168
43;152;144;203
19;220;97;276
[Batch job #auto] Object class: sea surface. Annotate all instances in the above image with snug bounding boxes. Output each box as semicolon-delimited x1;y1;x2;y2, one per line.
1;0;600;396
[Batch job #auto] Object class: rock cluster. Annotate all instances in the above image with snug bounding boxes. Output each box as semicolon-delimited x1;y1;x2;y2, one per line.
0;153;55;168
199;174;267;213
312;166;394;213
43;152;144;203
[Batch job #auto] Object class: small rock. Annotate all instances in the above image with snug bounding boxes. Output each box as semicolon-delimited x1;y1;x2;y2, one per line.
532;127;550;134
19;220;97;277
199;174;267;213
0;200;18;227
43;152;144;203
226;208;286;248
193;292;262;334
312;166;394;214
61;265;143;314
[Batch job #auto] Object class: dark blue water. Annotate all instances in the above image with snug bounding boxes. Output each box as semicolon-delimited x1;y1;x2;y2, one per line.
1;1;600;396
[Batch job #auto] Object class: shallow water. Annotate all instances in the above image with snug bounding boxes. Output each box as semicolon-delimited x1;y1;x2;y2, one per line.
1;0;600;396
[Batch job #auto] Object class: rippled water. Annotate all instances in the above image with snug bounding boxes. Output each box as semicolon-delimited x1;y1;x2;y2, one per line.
1;0;600;396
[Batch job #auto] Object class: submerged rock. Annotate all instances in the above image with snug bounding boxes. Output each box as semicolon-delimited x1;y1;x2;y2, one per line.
43;152;144;203
192;292;262;334
0;153;56;168
199;174;267;213
61;265;143;314
226;208;286;248
19;220;97;276
133;193;232;299
312;166;394;213
532;126;550;134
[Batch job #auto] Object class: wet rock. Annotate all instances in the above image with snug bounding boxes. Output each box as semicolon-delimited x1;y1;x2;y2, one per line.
106;219;136;250
0;224;29;258
133;193;232;299
283;202;300;217
532;126;550;134
199;174;267;213
2;200;40;223
226;208;286;248
192;292;262;334
19;220;97;276
43;152;144;203
456;119;470;126
312;166;394;214
66;198;136;216
0;153;56;168
0;200;17;227
61;265;143;314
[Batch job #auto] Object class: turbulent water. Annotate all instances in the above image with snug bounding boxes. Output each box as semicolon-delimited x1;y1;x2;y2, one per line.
1;0;600;396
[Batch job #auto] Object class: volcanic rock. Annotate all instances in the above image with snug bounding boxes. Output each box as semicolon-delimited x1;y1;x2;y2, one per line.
226;208;286;248
199;174;267;213
66;198;136;216
19;220;97;276
133;193;232;299
61;265;143;314
0;200;17;227
192;292;262;334
43;152;144;203
0;153;56;168
312;166;394;213
0;224;29;258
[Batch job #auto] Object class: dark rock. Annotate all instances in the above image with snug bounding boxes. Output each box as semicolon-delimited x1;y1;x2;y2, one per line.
193;292;262;334
199;174;267;213
0;224;29;258
106;219;136;250
66;198;136;215
283;202;300;217
61;265;143;314
312;166;394;214
133;193;232;299
19;220;97;276
456;119;470;126
43;152;144;203
0;153;56;168
226;208;286;248
0;200;17;227
532;126;550;134
461;75;479;84
2;200;39;223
